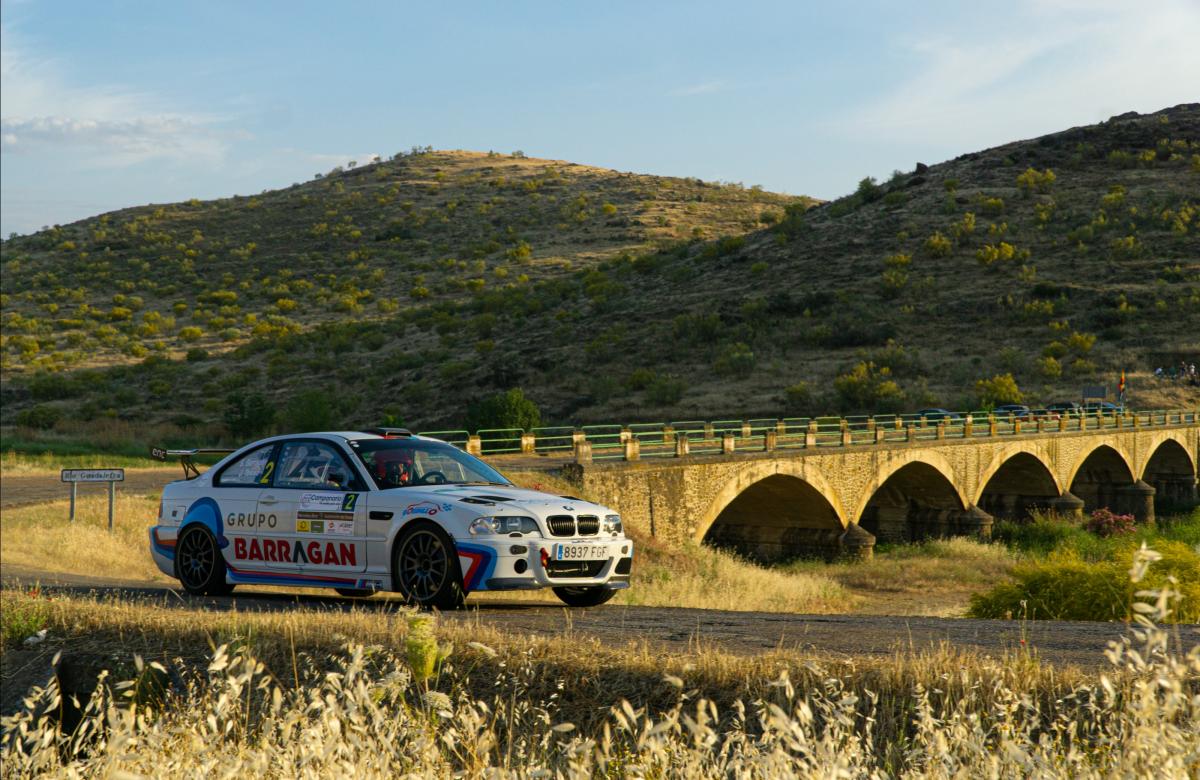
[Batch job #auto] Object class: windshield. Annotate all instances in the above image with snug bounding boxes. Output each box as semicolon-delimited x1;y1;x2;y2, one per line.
349;438;511;490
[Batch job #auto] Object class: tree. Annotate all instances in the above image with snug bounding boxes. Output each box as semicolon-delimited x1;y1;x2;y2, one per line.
466;388;541;432
975;374;1024;407
224;392;275;439
284;389;336;431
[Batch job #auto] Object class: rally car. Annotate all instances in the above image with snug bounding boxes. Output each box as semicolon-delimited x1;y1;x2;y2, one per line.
148;429;632;609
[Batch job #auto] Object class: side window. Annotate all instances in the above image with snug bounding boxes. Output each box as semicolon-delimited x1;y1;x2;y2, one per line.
274;442;356;491
216;444;276;487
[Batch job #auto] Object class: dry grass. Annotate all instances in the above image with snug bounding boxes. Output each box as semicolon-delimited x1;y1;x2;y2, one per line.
2;558;1197;777
0;494;170;583
787;537;1019;617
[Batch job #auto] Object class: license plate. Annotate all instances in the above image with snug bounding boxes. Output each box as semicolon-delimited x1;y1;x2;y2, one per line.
554;543;608;561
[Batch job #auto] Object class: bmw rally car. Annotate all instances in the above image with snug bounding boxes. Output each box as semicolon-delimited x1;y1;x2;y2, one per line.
149;429;632;609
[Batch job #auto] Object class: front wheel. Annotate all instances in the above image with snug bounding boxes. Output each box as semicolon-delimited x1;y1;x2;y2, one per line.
552;585;617;608
392;523;465;610
175;526;233;596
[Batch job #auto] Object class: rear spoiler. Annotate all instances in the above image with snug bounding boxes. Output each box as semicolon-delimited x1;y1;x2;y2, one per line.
150;447;236;480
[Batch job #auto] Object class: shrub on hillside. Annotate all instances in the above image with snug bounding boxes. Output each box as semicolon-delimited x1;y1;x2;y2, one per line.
833;361;904;413
713;342;755;377
284;389;337;432
223;392;275;439
975;373;1023;407
465;388;541;432
1084;508;1136;537
923;232;952;257
645;375;686;406
782;382;813;414
15;404;62;430
1015;167;1056;195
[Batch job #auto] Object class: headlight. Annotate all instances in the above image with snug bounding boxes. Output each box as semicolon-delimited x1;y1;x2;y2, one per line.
469;516;541;536
603;514;623;534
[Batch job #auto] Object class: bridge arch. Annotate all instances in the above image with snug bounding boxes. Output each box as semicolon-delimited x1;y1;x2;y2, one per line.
854;453;971;543
1067;443;1137;514
1140;435;1197;508
974;446;1062;521
697;460;847;563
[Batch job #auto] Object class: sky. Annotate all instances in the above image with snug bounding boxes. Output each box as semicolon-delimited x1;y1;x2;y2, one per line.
2;0;1198;236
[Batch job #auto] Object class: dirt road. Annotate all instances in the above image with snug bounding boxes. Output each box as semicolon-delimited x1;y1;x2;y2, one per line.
4;564;1183;668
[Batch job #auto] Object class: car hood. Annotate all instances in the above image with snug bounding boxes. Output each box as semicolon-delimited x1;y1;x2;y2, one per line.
375;483;611;517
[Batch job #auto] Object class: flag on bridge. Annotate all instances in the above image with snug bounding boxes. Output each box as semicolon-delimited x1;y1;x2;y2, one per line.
1119;369;1126;403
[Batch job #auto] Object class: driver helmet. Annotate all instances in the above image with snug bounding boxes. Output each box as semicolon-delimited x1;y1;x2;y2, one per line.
378;449;416;486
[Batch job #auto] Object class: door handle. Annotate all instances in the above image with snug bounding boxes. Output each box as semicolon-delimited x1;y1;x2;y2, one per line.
259;496;278;505
369;510;393;521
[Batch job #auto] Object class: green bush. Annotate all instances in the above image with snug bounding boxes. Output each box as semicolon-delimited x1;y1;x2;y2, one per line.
713;343;755;377
15;405;62;430
223;392;276;439
466;388;541;432
645;375;685;406
975;373;1023;406
923;232;952;258
186;348;209;362
968;541;1200;623
833;361;904;413
992;516;1089;556
284;389;336;432
782;381;813;413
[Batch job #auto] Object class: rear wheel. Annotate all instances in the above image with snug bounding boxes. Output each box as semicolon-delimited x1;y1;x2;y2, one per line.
175;526;233;596
552;586;617;608
335;588;374;599
392;523;465;610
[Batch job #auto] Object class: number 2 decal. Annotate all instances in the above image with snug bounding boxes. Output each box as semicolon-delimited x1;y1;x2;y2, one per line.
259;461;275;484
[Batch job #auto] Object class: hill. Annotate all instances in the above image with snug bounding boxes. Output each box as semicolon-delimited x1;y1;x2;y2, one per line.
2;107;1198;440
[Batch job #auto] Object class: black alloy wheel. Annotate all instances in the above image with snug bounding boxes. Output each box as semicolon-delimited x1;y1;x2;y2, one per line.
175;526;233;596
552;585;617;608
393;524;465;610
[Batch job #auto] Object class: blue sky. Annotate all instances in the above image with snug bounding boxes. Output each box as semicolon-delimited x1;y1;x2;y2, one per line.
2;0;1198;236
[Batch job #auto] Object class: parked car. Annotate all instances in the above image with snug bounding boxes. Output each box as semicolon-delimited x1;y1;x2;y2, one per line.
1083;401;1123;414
1045;401;1082;416
992;404;1033;420
150;429;632;609
914;408;962;422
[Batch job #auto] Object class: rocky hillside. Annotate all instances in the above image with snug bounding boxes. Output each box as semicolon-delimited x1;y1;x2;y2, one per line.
2;107;1198;437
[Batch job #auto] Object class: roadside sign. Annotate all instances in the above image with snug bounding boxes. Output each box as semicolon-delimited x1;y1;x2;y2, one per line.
61;469;125;483
60;468;124;529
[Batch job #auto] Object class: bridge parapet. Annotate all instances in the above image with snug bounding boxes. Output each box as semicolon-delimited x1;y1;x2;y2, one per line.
550;418;1198;564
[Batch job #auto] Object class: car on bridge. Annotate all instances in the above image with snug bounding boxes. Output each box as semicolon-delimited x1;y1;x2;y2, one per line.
1046;401;1083;416
149;429;632;609
914;408;962;422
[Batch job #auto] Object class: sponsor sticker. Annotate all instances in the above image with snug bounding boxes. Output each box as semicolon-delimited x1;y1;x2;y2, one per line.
300;492;358;511
401;501;454;518
327;519;354;536
232;536;359;567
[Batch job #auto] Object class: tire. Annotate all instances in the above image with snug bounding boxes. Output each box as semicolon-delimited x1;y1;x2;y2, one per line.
392;522;465;610
552;586;617;608
175;525;233;596
335;588;375;599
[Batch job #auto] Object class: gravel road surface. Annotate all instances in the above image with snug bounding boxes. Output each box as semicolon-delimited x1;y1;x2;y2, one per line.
5;564;1187;669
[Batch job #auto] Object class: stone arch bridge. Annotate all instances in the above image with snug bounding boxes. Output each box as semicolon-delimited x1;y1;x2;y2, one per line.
554;415;1198;561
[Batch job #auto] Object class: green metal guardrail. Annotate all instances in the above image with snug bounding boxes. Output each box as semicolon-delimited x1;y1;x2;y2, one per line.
416;407;1197;460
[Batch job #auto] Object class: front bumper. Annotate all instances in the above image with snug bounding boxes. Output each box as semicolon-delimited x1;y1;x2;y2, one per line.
458;536;633;592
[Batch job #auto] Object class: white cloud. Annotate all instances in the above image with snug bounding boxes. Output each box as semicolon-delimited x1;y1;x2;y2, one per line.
0;23;231;165
838;0;1200;150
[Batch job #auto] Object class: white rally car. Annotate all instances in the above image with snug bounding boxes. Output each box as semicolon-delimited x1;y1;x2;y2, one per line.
148;429;632;609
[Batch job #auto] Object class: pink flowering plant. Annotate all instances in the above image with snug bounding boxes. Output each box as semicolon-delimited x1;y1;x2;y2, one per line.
1084;507;1136;537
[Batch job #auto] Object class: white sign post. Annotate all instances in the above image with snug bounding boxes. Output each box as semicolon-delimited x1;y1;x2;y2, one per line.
61;469;125;530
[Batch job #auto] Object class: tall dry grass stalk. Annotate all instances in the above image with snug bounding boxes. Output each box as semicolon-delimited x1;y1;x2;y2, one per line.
2;547;1197;777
